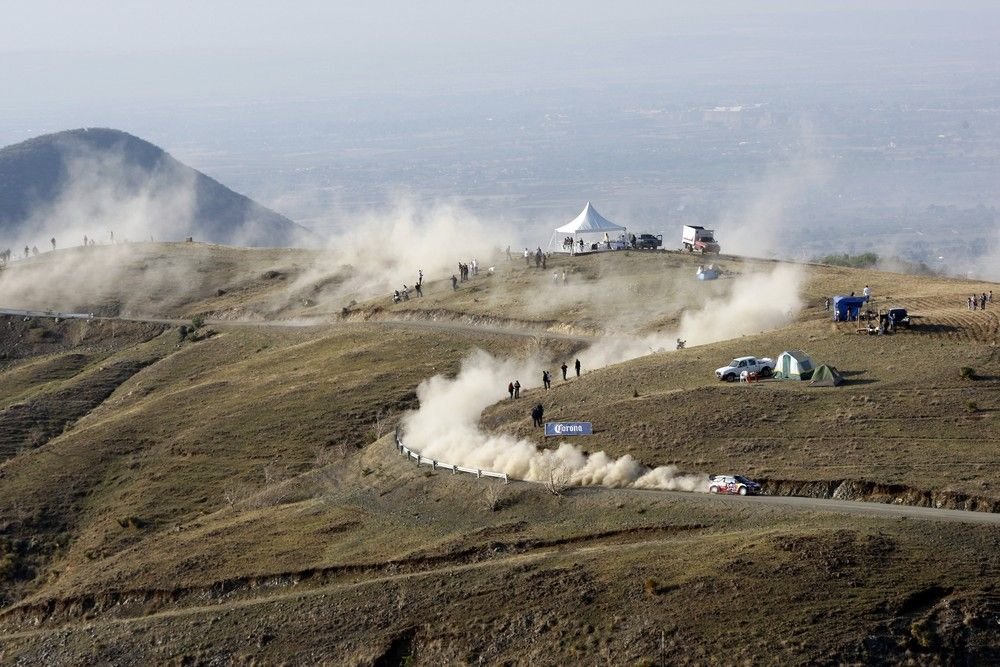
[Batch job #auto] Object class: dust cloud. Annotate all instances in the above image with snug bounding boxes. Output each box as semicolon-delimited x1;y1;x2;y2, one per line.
19;140;198;250
401;262;805;491
715;157;830;260
285;198;502;307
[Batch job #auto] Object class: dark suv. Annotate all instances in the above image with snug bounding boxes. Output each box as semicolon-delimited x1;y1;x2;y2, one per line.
635;233;663;249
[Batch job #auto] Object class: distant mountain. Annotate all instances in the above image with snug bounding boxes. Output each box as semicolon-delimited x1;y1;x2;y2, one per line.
0;128;314;247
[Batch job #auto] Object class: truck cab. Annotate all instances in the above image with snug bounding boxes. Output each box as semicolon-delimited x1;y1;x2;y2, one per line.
682;225;720;254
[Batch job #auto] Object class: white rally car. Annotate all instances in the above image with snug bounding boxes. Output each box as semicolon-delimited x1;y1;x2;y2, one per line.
707;474;762;496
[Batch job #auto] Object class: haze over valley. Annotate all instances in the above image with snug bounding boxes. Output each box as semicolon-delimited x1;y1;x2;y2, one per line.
1;3;999;664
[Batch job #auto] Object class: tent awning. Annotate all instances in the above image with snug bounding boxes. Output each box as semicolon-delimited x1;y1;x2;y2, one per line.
555;202;626;234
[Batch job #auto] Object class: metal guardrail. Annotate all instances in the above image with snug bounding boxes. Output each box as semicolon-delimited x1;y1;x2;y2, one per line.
0;308;94;320
395;429;508;484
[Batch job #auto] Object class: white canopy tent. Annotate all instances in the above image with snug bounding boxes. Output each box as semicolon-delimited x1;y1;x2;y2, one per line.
550;202;628;253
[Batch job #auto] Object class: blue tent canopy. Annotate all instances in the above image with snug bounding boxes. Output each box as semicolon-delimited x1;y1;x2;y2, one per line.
832;295;867;321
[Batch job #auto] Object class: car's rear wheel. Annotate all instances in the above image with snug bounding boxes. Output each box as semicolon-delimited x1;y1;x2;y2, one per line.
709;485;719;494
760;367;773;378
723;373;735;382
738;486;748;496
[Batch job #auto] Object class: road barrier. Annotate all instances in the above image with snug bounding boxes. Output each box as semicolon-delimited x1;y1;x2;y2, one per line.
0;308;94;320
395;429;508;484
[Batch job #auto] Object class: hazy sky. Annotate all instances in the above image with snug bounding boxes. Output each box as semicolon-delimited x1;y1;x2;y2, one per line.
3;1;999;107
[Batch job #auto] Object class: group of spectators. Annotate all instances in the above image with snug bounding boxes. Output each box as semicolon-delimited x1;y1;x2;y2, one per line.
968;291;991;310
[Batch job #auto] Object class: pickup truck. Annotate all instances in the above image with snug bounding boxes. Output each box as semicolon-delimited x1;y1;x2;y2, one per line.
715;356;774;382
634;233;663;249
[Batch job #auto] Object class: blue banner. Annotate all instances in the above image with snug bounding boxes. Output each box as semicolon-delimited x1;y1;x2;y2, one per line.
544;422;593;437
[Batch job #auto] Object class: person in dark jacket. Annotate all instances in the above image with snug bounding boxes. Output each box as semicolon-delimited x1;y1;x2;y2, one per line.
561;362;568;380
513;380;521;398
575;358;581;377
507;381;514;399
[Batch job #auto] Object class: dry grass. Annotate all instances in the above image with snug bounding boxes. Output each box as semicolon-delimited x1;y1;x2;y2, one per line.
0;244;998;663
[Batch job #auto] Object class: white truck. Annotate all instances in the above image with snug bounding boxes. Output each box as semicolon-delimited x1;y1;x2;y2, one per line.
682;225;720;254
715;356;774;382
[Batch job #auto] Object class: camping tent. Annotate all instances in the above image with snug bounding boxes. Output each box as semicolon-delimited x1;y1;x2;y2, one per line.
809;364;844;387
775;350;814;380
551;202;627;253
832;295;867;322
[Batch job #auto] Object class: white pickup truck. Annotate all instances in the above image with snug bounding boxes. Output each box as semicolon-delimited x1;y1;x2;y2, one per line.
715;356;774;382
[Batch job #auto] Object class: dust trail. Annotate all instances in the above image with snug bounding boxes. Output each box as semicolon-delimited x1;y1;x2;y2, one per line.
282;198;501;309
400;263;805;491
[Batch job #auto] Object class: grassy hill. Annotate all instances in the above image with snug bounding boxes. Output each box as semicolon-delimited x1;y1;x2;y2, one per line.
0;244;997;664
0;129;314;248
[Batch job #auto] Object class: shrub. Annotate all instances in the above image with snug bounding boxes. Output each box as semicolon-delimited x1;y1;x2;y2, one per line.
966;401;979;413
191;314;205;330
116;516;146;529
815;252;879;268
959;366;976;380
0;553;17;581
481;484;506;512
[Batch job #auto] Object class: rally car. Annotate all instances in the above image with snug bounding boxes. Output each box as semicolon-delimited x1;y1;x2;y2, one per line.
707;474;762;496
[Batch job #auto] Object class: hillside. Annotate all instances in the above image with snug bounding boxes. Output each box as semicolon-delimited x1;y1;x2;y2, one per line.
0;244;997;664
0;129;314;248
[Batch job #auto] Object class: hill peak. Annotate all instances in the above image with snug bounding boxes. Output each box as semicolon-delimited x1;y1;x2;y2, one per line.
0;128;314;248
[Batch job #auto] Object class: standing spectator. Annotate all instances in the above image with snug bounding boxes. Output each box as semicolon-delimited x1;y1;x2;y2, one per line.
575;358;581;377
535;248;542;268
561;362;568;380
542;370;551;390
506;245;512;261
972;295;978;311
417;269;423;286
83;235;88;247
982;293;988;310
23;245;28;259
824;297;830;311
862;285;872;301
524;248;530;266
50;237;56;251
535;404;544;427
989;290;993;304
513;380;521;399
530;404;541;427
414;282;422;297
507;381;514;400
968;296;974;310
451;274;458;290
542;254;546;270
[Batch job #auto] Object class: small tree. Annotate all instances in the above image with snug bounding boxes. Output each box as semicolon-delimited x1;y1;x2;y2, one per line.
545;465;569;496
372;407;391;440
482;483;506;512
191;314;205;330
